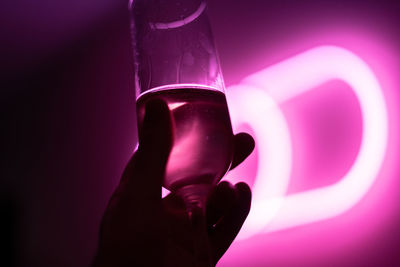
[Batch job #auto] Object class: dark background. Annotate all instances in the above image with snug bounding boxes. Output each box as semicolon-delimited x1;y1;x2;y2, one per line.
1;0;400;266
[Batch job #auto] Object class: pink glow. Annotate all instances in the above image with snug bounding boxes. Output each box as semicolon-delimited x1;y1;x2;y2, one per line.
161;36;399;267
227;45;388;236
218;29;400;266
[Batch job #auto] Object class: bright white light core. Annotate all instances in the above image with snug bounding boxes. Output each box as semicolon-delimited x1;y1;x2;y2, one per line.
226;46;388;237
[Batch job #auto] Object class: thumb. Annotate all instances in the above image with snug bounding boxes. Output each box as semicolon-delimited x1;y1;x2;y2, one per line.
96;98;172;265
138;97;173;164
122;98;173;200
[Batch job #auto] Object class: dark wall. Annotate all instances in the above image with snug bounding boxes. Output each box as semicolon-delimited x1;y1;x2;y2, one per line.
2;3;136;266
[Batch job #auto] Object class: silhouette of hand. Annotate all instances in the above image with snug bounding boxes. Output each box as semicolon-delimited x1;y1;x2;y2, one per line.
93;99;254;267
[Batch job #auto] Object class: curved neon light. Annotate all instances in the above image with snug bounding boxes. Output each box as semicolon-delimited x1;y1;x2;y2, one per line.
226;46;388;237
226;85;292;239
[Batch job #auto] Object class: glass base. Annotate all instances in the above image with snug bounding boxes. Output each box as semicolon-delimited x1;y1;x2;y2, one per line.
175;184;213;213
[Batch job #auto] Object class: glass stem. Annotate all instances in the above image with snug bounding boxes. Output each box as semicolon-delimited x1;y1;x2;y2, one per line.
176;184;214;267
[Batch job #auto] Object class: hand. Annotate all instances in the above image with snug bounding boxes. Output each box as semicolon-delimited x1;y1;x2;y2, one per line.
92;99;255;267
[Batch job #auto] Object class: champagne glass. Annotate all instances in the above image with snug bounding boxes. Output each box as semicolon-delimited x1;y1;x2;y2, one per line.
130;0;233;213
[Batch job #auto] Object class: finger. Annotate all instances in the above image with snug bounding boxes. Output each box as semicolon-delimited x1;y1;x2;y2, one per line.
162;193;188;221
120;98;173;201
206;181;236;229
230;133;255;170
162;193;186;210
209;182;251;264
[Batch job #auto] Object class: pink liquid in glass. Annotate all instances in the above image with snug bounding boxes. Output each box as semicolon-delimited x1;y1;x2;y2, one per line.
137;87;234;193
